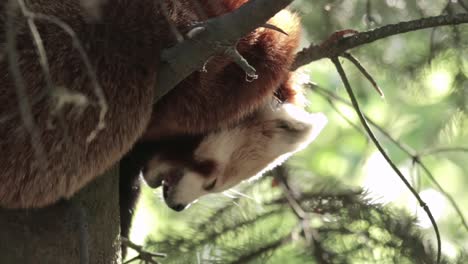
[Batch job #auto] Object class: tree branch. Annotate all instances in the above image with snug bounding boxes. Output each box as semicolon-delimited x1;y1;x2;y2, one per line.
330;58;441;263
154;0;293;101
293;13;468;69
310;82;468;233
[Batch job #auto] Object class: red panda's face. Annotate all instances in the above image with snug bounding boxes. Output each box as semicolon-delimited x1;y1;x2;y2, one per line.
142;103;327;211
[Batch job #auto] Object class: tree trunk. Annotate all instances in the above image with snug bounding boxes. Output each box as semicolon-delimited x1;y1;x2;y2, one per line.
0;166;121;264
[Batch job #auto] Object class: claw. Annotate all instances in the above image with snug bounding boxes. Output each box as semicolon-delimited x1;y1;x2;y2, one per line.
319;29;359;48
186;26;206;39
260;23;289;35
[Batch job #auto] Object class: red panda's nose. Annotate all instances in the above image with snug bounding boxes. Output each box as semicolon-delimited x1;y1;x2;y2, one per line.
162;183;187;211
170;204;186;212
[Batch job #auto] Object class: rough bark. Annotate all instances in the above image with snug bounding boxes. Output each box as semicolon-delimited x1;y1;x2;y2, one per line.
0;166;121;264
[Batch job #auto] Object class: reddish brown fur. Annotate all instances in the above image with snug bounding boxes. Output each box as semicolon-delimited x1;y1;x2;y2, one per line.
0;0;300;208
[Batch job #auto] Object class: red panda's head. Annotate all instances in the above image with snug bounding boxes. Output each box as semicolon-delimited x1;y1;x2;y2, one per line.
142;97;327;211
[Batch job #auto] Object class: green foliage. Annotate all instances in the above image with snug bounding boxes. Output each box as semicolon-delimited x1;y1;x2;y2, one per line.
136;177;456;263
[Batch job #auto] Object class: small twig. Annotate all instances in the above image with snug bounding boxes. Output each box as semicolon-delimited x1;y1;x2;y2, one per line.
428;26;439;63
229;235;291;264
123;255;140;264
224;46;258;82
312;86;416;152
311;234;332;264
6;0;48;171
416;160;468;232
27;12;107;143
18;0;55;96
414;160;421;192
365;0;377;27
458;0;468;12
325;97;365;134
1;4;108;143
275;170;305;219
418;147;468;156
331;57;441;264
274;166;314;247
428;1;453;63
17;0;73;179
121;237;166;264
341;52;385;98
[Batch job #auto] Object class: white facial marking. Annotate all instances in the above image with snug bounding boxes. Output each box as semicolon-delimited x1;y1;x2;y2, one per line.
166;170;207;208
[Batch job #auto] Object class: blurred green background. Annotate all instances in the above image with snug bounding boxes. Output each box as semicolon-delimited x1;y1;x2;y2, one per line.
127;1;468;263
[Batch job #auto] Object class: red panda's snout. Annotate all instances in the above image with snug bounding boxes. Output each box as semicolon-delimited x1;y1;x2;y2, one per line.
143;154;220;211
143;161;219;211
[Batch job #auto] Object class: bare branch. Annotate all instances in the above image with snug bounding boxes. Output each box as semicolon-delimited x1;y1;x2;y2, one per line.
2;2;108;143
5;0;48;171
17;0;74;158
25;11;107;143
341;52;384;98
273;166;334;264
224;46;258;81
293;14;468;70
365;0;377;27
331;57;442;264
310;85;468;233
155;0;294;101
459;0;468;12
121;237;166;264
419;147;468;156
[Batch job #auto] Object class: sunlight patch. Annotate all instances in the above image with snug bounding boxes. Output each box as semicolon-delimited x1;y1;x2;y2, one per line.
425;69;452;100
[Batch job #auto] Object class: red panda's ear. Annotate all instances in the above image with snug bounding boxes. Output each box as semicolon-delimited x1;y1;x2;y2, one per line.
275;73;306;107
275;76;297;104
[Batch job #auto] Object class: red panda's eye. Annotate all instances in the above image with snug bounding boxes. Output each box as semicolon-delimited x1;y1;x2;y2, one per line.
203;178;217;191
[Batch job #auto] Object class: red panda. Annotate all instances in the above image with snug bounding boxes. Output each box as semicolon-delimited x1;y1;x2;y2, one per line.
116;1;317;245
0;0;329;238
119;78;327;255
141;80;326;211
0;1;328;258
